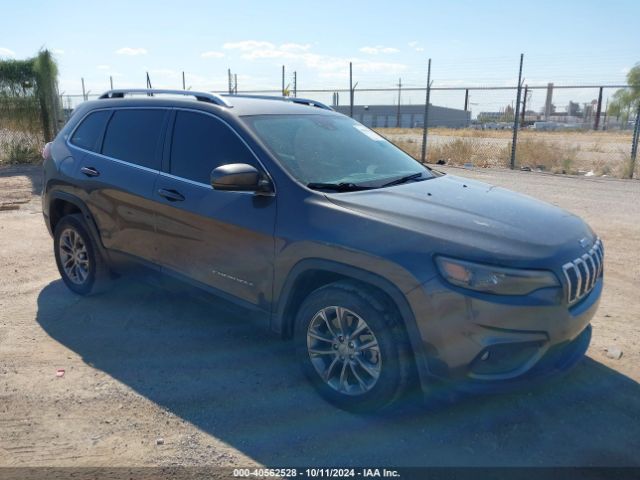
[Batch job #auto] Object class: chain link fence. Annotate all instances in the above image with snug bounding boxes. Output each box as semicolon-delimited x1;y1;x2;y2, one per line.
0;50;62;164
57;60;640;179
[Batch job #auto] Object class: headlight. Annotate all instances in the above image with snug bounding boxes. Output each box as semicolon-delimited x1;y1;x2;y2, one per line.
435;256;559;295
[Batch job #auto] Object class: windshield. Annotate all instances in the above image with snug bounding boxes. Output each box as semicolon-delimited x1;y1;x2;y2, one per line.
243;114;433;189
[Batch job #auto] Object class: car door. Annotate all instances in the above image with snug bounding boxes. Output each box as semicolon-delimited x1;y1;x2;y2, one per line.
69;107;169;265
154;109;276;309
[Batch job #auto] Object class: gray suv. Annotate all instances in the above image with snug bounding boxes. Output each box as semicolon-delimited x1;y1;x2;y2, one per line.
42;89;603;412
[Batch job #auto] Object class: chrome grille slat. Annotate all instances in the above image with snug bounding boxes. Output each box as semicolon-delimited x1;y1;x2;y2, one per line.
584;254;596;290
562;238;604;305
573;258;584;298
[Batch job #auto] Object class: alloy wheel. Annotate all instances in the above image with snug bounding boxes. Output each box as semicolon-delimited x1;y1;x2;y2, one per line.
306;306;382;396
58;228;90;285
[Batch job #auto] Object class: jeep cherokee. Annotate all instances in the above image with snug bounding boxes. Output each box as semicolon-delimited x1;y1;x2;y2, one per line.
41;89;603;411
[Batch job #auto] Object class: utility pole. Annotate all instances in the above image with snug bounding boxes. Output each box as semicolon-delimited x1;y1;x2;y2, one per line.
510;53;524;170
234;74;237;94
228;69;232;94
182;71;186;90
396;78;402;128
81;78;86;101
594;86;604;130
109;76;113;90
421;59;432;163
349;62;353;118
521;84;528;125
464;89;469;111
282;65;285;96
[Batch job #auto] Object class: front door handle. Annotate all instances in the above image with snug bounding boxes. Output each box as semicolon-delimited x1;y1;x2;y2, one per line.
80;166;100;177
158;188;185;202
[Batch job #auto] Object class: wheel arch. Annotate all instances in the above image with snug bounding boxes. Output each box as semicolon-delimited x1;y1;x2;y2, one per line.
47;191;106;254
273;259;430;386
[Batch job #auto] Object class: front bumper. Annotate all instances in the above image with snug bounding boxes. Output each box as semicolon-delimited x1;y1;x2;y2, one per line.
406;275;601;393
453;323;591;394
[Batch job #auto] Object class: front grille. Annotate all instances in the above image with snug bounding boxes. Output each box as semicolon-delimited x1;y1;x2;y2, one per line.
562;238;604;305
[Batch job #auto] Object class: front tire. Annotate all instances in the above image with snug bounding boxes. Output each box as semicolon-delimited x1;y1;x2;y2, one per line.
295;281;414;412
53;213;112;296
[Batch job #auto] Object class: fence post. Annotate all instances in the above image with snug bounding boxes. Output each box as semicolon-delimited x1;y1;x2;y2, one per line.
510;53;524;169
349;62;353;118
594;86;603;130
293;71;297;97
420;58;432;163
630;101;640;179
521;84;528;125
396;78;402;127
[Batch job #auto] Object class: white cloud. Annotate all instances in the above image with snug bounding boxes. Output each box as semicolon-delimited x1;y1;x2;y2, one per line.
223;40;275;51
408;41;419;47
224;41;311;60
415;47;424;52
0;47;15;57
52;48;65;55
96;65;110;70
352;58;406;73
280;43;311;52
201;50;225;58
221;39;406;75
407;41;424;52
359;46;399;55
621;67;630;74
115;47;148;56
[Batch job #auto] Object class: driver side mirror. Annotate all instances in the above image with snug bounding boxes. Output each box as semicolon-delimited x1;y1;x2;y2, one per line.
210;163;273;194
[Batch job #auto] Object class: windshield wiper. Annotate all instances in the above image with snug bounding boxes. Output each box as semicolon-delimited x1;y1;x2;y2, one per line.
307;182;375;192
380;172;427;188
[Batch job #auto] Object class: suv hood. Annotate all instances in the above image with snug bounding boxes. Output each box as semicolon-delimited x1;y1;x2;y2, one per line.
325;174;594;263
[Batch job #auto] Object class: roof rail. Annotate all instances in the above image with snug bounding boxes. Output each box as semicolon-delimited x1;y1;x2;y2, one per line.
221;94;333;111
98;89;231;107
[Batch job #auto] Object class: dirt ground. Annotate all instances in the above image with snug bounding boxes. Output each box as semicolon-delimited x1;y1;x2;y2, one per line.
0;165;639;468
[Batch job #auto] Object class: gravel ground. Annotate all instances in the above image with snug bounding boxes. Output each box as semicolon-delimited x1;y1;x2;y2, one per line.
0;165;639;468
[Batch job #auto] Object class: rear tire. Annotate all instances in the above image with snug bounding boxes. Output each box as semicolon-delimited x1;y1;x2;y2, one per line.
53;213;112;296
295;280;414;412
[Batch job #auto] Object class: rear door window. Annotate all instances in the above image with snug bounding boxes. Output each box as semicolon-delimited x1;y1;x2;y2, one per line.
170;111;256;184
70;110;111;152
102;109;167;170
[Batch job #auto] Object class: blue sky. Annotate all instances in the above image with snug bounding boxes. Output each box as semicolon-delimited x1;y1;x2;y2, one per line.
1;0;639;113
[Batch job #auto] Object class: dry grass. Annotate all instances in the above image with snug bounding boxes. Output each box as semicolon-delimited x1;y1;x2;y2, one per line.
0;130;42;165
378;127;638;179
426;138;477;165
506;138;579;174
378;127;635;142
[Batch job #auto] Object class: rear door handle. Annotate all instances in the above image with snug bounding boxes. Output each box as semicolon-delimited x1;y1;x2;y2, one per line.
80;166;100;177
157;188;185;202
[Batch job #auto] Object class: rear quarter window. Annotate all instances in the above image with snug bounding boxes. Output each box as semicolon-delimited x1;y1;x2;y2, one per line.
70;110;111;152
102;109;167;170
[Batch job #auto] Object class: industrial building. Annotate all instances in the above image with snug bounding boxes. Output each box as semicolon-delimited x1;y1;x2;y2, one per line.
332;104;471;128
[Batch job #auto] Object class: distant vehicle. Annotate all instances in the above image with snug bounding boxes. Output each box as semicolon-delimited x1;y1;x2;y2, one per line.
41;89;603;412
534;121;559;131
